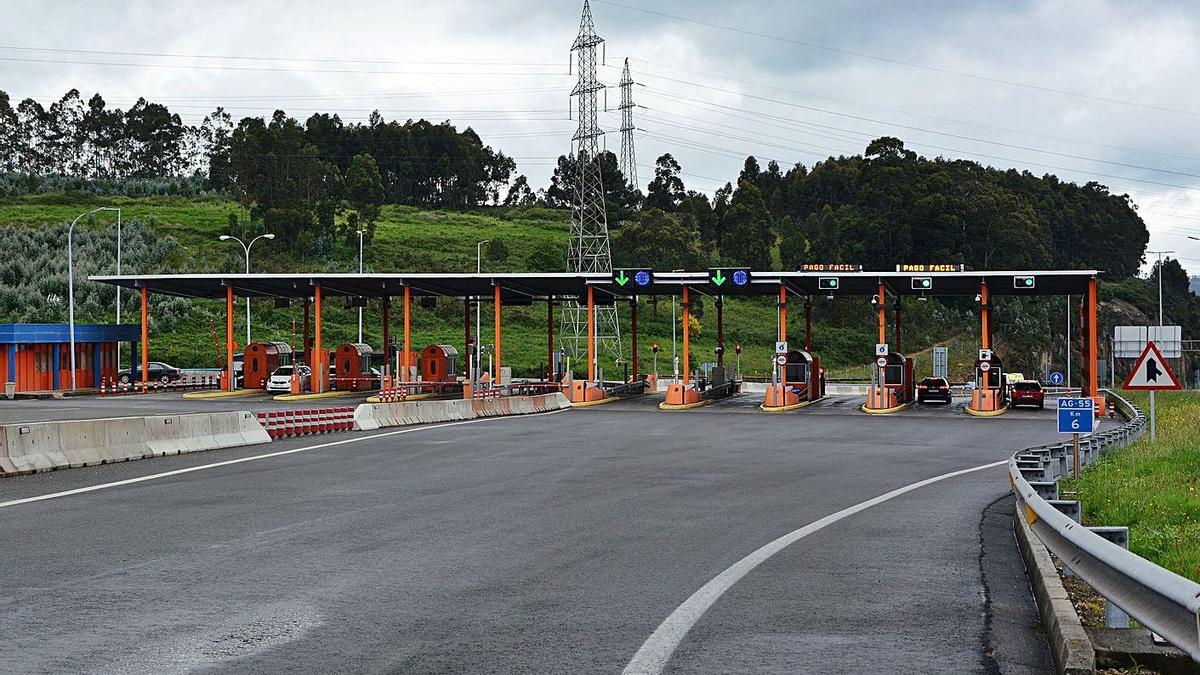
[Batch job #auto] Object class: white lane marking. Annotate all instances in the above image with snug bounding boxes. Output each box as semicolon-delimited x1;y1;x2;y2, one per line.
622;458;1008;675
0;409;568;509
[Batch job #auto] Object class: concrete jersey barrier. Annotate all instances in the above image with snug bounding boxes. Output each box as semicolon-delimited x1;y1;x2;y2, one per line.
0;411;270;476
354;392;569;431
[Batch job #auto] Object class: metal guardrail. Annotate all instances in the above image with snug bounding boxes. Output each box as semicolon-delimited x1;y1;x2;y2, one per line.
1008;389;1200;662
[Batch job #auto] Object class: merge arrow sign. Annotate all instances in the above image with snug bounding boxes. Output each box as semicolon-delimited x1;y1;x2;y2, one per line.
1123;341;1181;390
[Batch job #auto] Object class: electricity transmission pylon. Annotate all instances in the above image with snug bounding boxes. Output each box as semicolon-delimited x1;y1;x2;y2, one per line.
561;0;622;376
618;58;638;191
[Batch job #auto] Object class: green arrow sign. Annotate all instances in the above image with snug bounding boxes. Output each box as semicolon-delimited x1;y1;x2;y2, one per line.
615;270;630;287
712;270;727;286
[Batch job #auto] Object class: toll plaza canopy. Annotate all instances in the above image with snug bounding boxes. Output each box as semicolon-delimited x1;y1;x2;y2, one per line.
90;269;1100;300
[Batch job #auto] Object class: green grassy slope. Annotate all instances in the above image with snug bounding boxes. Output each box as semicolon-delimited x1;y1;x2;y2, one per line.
1063;391;1200;581
0;195;990;379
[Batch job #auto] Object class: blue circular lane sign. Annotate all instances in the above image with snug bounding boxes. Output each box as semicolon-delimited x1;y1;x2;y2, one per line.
634;270;651;286
1050;371;1064;385
731;270;749;286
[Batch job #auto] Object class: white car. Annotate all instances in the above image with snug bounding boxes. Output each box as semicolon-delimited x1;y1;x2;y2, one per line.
266;365;309;393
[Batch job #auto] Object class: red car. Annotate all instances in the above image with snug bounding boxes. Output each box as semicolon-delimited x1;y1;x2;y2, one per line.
1010;380;1044;409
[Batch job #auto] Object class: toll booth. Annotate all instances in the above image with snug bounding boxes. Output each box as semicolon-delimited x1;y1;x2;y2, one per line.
785;351;823;401
242;341;292;389
968;353;1008;415
762;350;824;411
0;323;138;393
333;343;375;391
420;344;458;383
864;352;915;413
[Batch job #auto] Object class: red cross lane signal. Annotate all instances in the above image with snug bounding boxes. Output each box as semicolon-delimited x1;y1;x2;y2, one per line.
1122;341;1181;391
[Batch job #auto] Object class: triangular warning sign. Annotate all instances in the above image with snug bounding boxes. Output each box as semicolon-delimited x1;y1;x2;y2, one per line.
1123;341;1181;391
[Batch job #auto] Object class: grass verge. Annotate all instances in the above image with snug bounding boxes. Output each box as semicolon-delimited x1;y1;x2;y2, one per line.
1061;391;1200;581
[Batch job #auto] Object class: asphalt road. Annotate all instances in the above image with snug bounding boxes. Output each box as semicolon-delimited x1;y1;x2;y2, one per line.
0;398;1059;673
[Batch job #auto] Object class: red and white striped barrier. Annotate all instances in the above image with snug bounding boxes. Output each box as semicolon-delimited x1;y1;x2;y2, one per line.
256;407;355;438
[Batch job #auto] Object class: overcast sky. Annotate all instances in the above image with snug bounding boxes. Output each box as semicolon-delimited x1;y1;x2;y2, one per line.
4;0;1200;273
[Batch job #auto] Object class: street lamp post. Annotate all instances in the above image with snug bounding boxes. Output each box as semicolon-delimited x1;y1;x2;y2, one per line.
67;207;121;390
1148;250;1174;326
356;229;365;343
219;233;276;346
476;240;489;381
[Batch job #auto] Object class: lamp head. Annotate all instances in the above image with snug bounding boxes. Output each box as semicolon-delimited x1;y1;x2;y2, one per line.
219;235;231;241
263;233;276;240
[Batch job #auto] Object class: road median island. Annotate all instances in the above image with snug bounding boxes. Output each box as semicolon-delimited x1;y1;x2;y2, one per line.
354;393;570;431
0;411;269;476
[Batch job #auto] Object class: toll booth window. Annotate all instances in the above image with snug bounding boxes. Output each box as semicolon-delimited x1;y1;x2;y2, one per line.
251;357;259;373
884;364;904;385
786;363;808;384
430;360;438;376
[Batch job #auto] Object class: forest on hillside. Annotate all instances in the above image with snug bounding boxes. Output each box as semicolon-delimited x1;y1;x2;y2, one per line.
0;89;1152;277
4;88;1200;370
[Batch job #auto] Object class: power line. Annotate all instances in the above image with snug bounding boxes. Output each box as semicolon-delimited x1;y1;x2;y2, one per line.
0;44;563;67
633;72;1200;181
13;86;566;103
636;82;1200;193
612;58;1200;165
592;0;1200;118
0;55;570;77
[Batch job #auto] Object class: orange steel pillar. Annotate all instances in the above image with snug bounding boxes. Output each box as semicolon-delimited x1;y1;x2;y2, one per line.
1088;276;1100;404
804;298;812;352
403;286;411;383
779;284;787;389
587;285;596;382
140;286;149;385
547;297;554;381
381;298;390;381
971;281;995;413
764;283;802;410
494;284;502;384
980;281;990;350
313;284;323;393
877;282;886;345
873;282;887;410
681;285;690;385
224;285;234;391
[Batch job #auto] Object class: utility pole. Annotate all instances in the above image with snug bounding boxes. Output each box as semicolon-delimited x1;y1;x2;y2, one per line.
618;58;638;191
356;229;365;344
1148;250;1174;326
561;0;622;368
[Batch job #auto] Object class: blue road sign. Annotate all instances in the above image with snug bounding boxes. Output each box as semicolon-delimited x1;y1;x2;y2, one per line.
1049;371;1064;386
1057;397;1094;434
